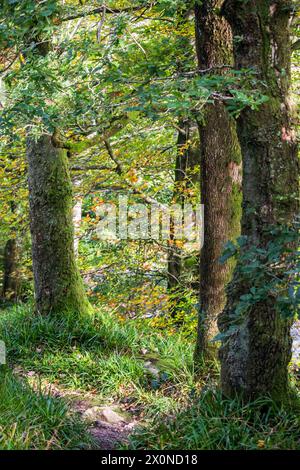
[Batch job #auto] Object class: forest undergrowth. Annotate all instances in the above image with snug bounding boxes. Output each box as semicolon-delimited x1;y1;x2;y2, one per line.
0;303;299;450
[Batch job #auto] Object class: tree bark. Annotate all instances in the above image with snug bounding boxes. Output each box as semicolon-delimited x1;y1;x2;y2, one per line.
27;135;92;317
218;0;299;399
194;0;242;360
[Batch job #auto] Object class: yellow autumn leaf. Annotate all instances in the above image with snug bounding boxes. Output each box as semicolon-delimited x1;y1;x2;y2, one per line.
257;440;265;448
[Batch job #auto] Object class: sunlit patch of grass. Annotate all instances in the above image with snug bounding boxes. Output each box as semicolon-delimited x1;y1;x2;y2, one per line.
23;350;146;397
0;303;195;419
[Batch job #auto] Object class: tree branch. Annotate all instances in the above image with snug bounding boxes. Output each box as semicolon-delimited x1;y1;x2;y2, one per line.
70;165;113;171
62;4;149;22
103;139;123;175
103;138;167;210
292;39;300;51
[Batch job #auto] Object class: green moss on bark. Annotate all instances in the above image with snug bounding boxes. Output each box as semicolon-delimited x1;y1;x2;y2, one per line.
219;0;298;400
194;1;242;362
27;135;93;318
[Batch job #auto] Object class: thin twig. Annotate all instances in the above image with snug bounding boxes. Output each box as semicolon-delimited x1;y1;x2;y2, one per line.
97;6;106;43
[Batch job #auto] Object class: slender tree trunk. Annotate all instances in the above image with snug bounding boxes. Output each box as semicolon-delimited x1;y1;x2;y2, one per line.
218;0;299;399
27;135;92;316
194;1;242;360
1;202;19;300
168;120;190;293
168;121;200;317
2;238;19;299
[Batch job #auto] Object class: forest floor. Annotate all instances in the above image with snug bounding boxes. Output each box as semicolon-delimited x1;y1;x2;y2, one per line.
12;368;139;449
0;303;300;450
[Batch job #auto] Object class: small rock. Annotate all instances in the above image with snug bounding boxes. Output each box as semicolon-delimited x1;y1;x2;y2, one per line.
101;407;126;425
82;406;126;425
82;406;102;423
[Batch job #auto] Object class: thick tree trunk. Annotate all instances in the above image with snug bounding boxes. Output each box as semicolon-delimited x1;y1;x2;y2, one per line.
218;0;299;399
2;238;19;299
194;1;242;360
27;135;92;317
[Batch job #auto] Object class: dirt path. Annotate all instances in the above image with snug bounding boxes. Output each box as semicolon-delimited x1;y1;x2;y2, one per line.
13;367;140;449
67;396;139;449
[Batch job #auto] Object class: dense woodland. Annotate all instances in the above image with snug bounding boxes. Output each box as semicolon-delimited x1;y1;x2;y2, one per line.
0;0;299;451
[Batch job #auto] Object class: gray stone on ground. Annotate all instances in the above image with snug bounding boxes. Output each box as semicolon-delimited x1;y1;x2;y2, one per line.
101;406;126;424
82;406;126;424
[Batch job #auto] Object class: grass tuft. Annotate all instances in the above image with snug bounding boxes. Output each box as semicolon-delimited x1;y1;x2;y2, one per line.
126;389;300;450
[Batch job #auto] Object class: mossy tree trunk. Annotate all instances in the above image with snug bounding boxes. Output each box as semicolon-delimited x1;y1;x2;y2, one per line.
218;0;299;399
194;0;242;361
27;135;92;317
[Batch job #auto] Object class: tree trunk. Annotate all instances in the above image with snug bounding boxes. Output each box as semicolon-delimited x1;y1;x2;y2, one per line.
168;120;191;293
27;135;92;317
2;238;19;299
194;1;242;360
218;0;299;399
168;120;200;318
